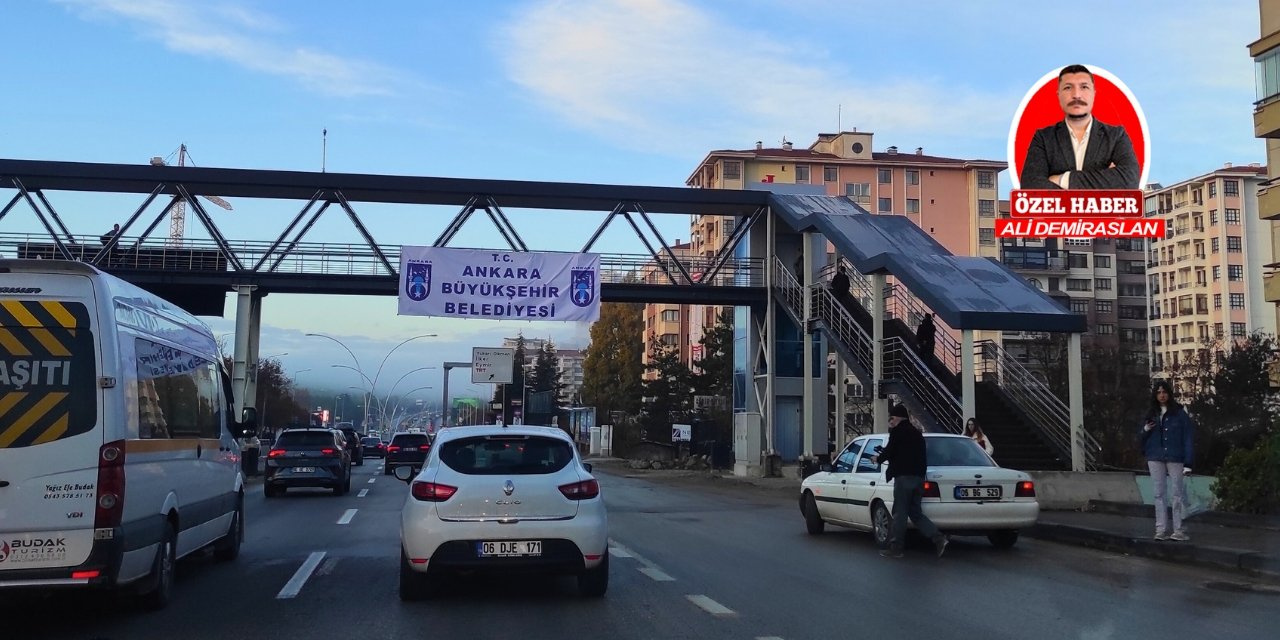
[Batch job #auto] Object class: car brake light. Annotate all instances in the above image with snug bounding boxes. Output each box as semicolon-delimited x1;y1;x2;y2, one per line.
559;479;600;500
95;440;126;529
387;445;401;453
419;445;431;452
921;481;940;498
1015;481;1036;497
267;449;286;458
321;448;337;456
410;482;457;502
71;570;101;579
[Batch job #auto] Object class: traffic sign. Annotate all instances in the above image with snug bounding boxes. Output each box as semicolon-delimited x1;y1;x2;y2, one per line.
472;347;514;384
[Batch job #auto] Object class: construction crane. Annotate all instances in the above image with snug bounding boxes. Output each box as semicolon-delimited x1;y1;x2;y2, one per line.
149;144;233;246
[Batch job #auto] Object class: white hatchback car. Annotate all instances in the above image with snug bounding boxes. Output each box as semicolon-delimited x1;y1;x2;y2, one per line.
800;433;1040;548
394;425;608;600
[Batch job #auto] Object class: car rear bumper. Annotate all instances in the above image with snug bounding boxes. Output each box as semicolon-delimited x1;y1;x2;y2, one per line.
923;500;1040;531
265;465;344;488
402;503;608;574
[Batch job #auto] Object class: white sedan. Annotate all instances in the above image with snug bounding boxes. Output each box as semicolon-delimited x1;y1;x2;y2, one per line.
394;425;609;600
799;433;1039;548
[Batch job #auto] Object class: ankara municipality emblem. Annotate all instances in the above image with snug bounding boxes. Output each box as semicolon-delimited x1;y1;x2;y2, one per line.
570;269;595;307
405;262;432;301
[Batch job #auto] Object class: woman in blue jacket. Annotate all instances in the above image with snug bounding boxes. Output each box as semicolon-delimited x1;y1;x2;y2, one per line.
1140;379;1196;541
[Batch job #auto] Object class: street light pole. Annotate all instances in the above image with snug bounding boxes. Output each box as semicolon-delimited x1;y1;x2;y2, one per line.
290;368;311;425
381;366;437;428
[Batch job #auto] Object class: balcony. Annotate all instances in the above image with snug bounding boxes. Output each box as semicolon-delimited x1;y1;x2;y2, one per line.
1266;269;1280;303
1197;305;1210;314
1002;253;1068;272
1261;181;1280;221
1254;96;1280;138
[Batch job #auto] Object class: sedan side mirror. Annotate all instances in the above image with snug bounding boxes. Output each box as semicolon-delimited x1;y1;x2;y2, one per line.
583;463;593;473
819;463;833;473
393;466;415;483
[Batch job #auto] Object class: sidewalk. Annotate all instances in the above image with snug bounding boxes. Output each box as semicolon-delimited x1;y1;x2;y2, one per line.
1030;501;1280;583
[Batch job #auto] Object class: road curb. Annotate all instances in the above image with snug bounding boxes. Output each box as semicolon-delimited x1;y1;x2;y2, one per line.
1028;522;1280;583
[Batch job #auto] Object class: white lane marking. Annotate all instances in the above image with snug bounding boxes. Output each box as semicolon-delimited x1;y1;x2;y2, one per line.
686;594;736;617
368;478;376;484
607;547;633;558
277;551;326;599
757;637;786;640
607;539;659;568
357;489;369;498
337;509;358;525
639;567;674;582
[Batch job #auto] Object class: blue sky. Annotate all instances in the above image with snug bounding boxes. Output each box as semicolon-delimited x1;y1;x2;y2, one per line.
0;0;1264;402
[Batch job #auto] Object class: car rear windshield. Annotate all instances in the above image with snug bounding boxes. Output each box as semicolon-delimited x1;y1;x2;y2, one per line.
361;437;381;446
440;435;574;475
926;438;995;467
275;432;337;448
391;434;430;448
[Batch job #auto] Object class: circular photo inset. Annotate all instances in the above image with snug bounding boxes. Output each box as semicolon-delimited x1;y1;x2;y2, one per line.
1007;64;1149;191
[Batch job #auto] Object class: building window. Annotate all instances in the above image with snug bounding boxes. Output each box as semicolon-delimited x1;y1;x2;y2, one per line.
1214;294;1222;308
1121;284;1145;297
906;170;920;186
1070;299;1088;313
1210;210;1218;225
978;171;995;188
723;161;741;180
1067;278;1091;291
1096;323;1115;335
1209;183;1217;198
1095;255;1112;269
878;168;892;184
661;309;679;322
1215;323;1224;338
1229;265;1243;281
1095;278;1112;290
979;228;995;245
659;333;680;346
1231;322;1247;337
906;198;920;213
1211;237;1220;253
1096;300;1113;314
1227;236;1242;253
978;199;995;217
878;197;892;213
845;182;871;204
824;166;838;182
1119;304;1144;319
1230;293;1245;309
1224;179;1239;197
1213;266;1221;281
1068;253;1089;269
1257;47;1280;102
1225;208;1241;224
795;165;810;184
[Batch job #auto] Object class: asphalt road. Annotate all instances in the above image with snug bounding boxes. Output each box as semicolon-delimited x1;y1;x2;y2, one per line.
4;462;1278;640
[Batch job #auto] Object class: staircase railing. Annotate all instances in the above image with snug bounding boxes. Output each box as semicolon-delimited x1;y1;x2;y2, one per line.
883;337;964;434
809;280;875;372
974;339;1102;470
834;260;963;375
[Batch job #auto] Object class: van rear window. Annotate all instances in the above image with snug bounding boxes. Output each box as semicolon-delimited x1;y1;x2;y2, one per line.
0;300;95;448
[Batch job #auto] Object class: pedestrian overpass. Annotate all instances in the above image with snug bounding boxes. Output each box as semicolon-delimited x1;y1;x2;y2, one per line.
0;158;1094;473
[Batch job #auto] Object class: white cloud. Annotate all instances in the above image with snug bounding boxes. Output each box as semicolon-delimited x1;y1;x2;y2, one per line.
54;0;411;98
496;0;1016;157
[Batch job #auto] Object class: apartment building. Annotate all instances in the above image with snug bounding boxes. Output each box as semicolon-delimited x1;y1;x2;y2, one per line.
500;336;586;402
1145;166;1277;379
997;200;1150;369
1251;0;1280;321
640;241;695;380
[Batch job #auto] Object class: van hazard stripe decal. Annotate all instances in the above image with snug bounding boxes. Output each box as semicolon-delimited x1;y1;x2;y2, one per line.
0;327;31;356
31;413;70;445
0;392;68;448
39;301;80;329
0;300;89;329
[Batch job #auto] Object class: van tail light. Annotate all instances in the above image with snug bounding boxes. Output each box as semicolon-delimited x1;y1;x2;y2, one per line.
267;449;286;458
94;440;126;529
1015;481;1036;497
921;481;940;498
410;482;457;502
559;479;600;500
387;445;401;453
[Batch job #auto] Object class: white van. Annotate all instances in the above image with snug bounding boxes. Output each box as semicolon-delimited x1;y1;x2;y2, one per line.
0;259;256;609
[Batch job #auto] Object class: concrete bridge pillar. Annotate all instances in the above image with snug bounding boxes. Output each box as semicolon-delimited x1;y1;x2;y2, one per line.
232;285;263;416
962;329;975;431
1069;332;1085;471
872;273;888;434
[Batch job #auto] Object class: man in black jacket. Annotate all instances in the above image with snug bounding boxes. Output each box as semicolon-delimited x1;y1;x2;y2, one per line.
1018;64;1139;190
872;404;949;558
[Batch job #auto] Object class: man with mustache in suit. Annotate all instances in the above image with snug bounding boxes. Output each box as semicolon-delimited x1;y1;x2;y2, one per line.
1019;65;1140;190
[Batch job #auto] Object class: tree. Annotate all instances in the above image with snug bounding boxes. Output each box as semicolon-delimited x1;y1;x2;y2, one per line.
221;356;307;435
529;340;565;426
492;334;527;424
1170;332;1279;472
582;302;645;419
692;308;734;398
640;334;695;436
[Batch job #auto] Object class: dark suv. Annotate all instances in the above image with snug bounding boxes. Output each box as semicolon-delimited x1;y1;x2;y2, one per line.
265;429;352;497
338;426;364;466
384;431;431;476
361;436;386;458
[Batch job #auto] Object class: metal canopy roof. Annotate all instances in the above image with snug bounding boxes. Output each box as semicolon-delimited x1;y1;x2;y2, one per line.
768;194;1087;333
